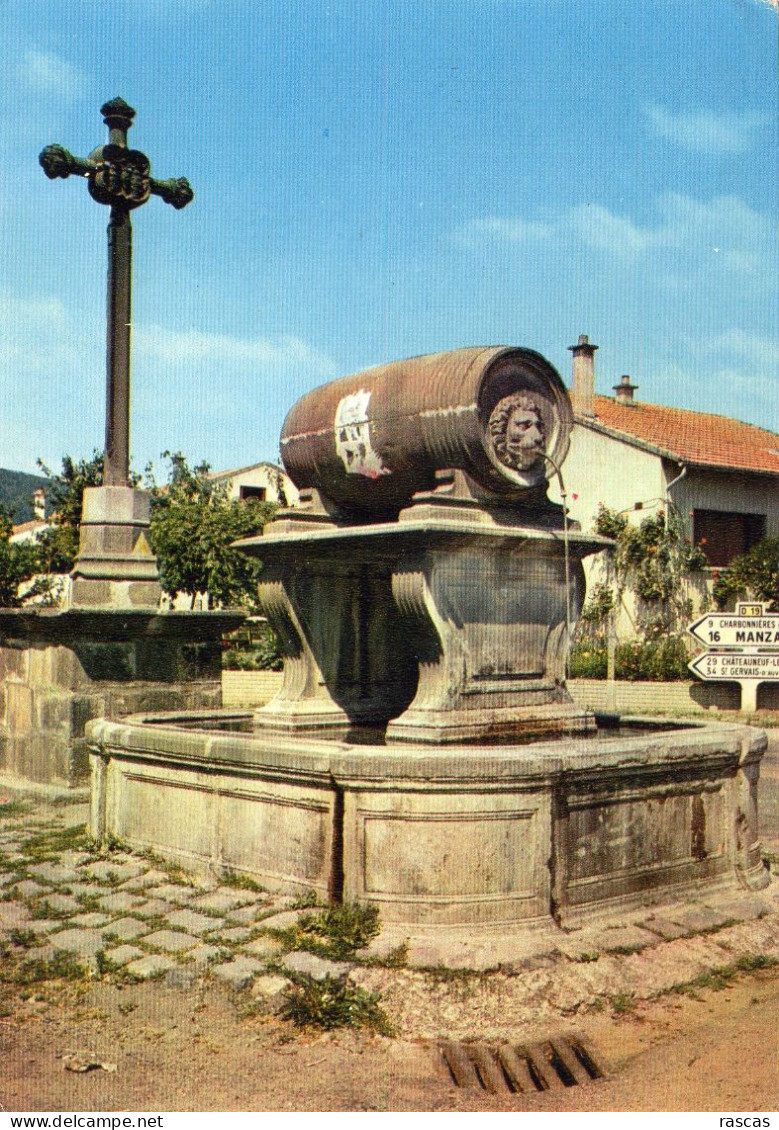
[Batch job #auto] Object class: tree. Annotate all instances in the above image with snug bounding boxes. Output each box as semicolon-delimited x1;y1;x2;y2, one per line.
147;452;276;609
30;450;276;610
35;452;104;574
0;506;41;607
713;537;779;612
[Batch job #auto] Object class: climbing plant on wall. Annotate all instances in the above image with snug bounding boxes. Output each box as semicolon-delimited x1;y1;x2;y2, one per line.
587;503;709;637
712;537;779;613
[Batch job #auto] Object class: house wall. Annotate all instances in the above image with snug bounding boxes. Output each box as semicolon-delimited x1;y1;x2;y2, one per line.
548;424;778;639
212;464;299;507
548;425;665;636
549;424;666;532
670;468;778;539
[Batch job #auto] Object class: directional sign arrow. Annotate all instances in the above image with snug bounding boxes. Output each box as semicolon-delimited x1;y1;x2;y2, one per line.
689;651;779;682
687;612;779;649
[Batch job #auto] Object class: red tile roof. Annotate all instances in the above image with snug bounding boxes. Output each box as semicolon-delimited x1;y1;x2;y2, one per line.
11;519;47;536
579;395;779;476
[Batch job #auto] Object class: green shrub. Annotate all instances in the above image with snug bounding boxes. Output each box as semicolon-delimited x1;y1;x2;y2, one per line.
222;622;282;670
713;537;779;612
281;973;394;1035
568;642;608;679
568;635;691;681
615;635;691;681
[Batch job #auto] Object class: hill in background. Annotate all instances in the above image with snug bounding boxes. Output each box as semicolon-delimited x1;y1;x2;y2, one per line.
0;468;48;524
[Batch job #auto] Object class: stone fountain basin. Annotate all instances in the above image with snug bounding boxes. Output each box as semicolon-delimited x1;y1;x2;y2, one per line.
86;712;768;935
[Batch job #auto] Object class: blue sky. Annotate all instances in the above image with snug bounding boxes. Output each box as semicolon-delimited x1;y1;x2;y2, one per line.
1;0;776;478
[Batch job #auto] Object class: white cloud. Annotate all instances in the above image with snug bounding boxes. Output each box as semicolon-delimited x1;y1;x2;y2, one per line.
0;293;340;473
454;215;554;247
567;204;649;256
17;51;86;100
643;104;767;154
459;193;772;269
0;292;93;377
133;325;339;377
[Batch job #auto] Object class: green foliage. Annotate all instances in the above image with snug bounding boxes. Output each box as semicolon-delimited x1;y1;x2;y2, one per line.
608;991;637;1015
222;623;283;670
0;506;40;607
713;537;779;612
666;954;778;999
301;902;381;960
0;799;31;820
568;635;691;681
0;468;48;524
37;452;105;529
579;582;615;631
18;823;91;860
219;869;267;893
27;449;278;611
614;635;691;681
266;900;381;961
568;641;608;679
586;504;708;643
34;452;105;574
147;452;276;609
281;973;394;1035
0;947;88;985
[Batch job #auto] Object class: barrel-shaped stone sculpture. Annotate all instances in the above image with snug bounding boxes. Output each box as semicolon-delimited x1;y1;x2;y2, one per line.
280;346;572;517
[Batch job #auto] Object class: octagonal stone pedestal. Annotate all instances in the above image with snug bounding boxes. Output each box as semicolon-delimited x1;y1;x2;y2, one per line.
86;711;769;953
0;609;243;788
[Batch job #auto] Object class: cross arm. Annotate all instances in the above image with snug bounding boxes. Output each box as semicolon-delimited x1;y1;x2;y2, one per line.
149;176;194;210
39;145;95;181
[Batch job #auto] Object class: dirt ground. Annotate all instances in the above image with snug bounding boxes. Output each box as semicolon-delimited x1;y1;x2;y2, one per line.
1;959;777;1113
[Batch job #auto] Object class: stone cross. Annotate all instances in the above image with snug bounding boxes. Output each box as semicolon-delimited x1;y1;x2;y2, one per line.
40;98;193;487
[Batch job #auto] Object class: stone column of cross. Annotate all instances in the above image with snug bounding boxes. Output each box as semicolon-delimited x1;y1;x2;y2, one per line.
40;98;193;486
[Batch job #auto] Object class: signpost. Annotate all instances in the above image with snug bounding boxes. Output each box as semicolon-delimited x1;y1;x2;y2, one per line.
688;602;779;713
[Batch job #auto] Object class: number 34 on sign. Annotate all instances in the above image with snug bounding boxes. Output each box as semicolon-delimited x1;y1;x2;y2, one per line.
687;601;779;713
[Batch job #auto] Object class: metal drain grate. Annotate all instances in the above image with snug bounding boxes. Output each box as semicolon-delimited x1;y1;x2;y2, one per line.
441;1036;604;1094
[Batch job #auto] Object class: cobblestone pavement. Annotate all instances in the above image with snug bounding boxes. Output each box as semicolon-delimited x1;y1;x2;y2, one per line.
1;784;777;1026
0;791;357;1000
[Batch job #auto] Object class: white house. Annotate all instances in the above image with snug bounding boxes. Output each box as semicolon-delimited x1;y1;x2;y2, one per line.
555;335;777;564
547;336;778;637
207;462;298;507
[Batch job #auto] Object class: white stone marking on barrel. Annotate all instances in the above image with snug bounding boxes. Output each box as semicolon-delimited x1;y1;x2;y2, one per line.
334;389;390;478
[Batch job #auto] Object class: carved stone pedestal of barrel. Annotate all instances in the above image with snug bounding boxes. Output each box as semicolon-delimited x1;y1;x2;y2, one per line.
247;508;605;743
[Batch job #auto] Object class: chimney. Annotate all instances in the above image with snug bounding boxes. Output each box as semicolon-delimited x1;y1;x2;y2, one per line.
33;489;45;521
568;334;598;417
613;374;639;405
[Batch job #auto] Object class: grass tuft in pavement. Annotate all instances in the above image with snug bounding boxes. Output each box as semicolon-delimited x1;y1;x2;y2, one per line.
281;972;394;1035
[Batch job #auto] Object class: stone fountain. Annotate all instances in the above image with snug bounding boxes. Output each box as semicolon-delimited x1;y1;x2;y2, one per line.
87;348;768;958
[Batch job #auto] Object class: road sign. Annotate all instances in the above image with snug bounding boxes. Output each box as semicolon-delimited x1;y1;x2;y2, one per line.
687;602;778;711
688;652;779;682
687;611;779;649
